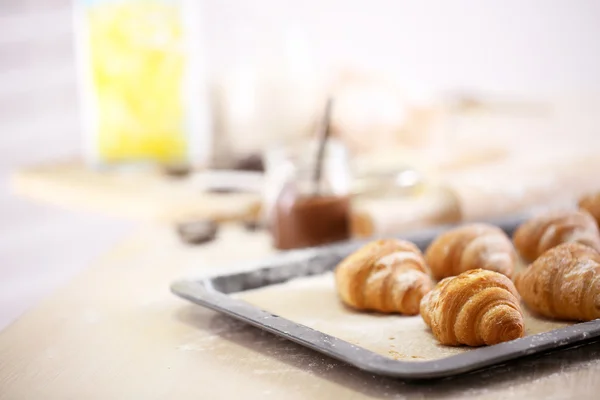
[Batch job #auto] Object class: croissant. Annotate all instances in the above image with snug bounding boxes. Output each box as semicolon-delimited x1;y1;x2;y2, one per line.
513;210;600;263
420;269;524;346
579;193;600;227
335;239;433;315
515;242;600;321
425;223;516;280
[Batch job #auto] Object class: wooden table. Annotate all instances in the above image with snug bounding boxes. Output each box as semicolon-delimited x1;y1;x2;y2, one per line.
1;224;599;399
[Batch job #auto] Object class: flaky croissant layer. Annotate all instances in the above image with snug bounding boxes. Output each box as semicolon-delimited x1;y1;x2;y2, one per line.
513;210;600;263
420;269;524;346
579;192;600;227
515;242;600;321
425;223;516;279
335;239;433;315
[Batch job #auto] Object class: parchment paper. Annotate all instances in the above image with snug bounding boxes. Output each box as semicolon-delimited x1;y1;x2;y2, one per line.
236;272;572;362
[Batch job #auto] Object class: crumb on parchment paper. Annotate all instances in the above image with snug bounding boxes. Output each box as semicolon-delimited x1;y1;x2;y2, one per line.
388;350;425;360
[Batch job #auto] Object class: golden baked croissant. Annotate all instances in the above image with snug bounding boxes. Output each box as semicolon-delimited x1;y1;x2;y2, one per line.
335;239;433;315
579;193;600;227
513;210;600;263
515;242;600;321
420;269;524;346
425;223;516;280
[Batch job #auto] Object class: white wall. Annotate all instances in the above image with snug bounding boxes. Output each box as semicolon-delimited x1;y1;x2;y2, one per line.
202;0;600;96
2;0;600;169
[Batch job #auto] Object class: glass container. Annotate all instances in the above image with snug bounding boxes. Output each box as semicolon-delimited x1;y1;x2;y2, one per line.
264;138;351;250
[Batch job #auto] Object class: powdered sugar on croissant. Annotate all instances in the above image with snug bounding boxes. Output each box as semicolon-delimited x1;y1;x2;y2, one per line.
579;192;600;227
513;210;600;263
335;239;433;315
425;223;516;280
420;269;524;346
515;242;600;321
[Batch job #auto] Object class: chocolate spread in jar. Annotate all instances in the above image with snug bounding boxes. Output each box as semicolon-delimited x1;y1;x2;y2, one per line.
272;189;351;250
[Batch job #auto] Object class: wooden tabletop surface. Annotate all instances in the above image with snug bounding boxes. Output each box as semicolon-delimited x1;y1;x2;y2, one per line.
0;224;599;399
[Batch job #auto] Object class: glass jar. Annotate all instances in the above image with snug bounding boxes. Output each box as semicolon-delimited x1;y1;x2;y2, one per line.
75;0;212;168
264;138;352;250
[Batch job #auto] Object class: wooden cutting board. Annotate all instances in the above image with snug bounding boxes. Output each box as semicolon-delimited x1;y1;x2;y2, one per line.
10;159;262;223
11;148;600;232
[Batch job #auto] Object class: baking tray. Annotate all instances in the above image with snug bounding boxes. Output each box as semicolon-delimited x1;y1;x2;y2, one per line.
171;215;600;380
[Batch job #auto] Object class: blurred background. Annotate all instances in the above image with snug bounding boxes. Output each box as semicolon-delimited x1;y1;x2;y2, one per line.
2;0;600;328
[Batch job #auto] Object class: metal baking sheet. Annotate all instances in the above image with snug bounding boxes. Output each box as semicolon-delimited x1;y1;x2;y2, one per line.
171;216;600;380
